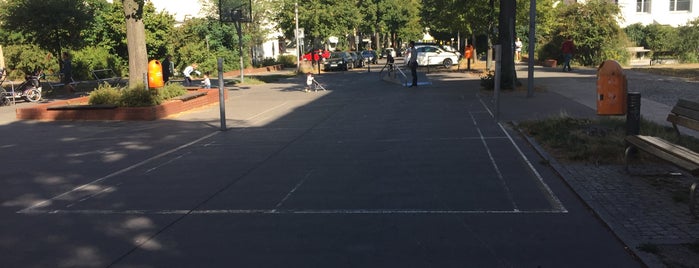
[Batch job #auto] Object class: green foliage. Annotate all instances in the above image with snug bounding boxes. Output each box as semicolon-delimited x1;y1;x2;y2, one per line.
538;0;628;66
120;84;162;107
170;18;242;74
88;83;122;105
479;71;495;90
2;44;52;80
157;83;187;100
622;19;699;63
72;46;126;80
277;55;298;68
258;58;277;68
519;115;699;164
88;82;187;106
0;0;94;58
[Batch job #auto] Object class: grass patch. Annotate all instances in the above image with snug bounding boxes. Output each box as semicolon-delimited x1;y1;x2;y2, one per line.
517;115;699;164
631;64;699;81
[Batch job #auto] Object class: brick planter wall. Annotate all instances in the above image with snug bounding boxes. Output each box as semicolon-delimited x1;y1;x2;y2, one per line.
16;89;225;121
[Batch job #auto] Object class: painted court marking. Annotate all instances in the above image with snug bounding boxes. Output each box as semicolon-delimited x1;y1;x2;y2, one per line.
16;94;568;216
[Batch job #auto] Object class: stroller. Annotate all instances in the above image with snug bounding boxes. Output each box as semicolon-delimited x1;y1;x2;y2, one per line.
1;68;43;106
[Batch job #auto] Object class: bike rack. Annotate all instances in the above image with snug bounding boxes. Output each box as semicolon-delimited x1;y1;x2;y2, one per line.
379;62;408;87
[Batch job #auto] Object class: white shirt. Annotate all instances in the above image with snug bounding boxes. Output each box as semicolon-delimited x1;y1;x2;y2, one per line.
409;47;418;63
183;66;194;78
515;40;523;52
202;77;211;88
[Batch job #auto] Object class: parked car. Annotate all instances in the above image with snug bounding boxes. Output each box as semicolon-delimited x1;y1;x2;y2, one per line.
348;51;364;68
405;45;459;68
380;48;396;59
361;50;378;64
324;51;353;71
441;45;462;59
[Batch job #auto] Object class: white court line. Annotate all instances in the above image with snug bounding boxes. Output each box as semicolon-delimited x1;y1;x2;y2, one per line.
477;96;567;212
19;208;567;215
245;101;289;121
18;101;303;214
469;112;519;212
272;170;313;212
18;131;222;213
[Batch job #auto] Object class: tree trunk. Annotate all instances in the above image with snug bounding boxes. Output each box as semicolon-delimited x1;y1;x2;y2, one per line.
498;0;517;89
123;0;148;87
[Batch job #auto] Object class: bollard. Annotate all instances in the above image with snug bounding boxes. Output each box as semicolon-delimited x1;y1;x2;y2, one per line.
626;92;641;136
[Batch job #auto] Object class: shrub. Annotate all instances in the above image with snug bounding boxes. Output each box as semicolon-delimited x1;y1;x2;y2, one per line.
479;70;495;90
3;44;52;80
72;46;125;81
88;83;122;105
259;57;277;67
120;84;162;107
277;55;297;68
157;83;187;100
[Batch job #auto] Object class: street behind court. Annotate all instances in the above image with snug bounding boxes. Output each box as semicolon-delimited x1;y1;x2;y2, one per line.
0;69;641;267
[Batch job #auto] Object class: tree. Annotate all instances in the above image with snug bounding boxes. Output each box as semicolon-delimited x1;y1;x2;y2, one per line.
498;0;517;89
0;0;93;62
555;0;627;66
122;0;148;86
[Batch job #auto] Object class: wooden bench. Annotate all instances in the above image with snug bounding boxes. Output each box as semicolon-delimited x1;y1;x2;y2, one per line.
625;99;699;216
651;51;678;65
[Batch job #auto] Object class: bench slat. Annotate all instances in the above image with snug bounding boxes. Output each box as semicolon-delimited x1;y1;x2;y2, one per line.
667;114;699;132
677;99;699;111
670;106;699;122
626;135;699;174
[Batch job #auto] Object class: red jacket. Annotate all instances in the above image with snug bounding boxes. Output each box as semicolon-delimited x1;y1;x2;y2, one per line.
562;40;575;54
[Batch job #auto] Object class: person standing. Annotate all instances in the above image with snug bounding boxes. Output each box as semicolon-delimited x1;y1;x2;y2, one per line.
407;41;418;87
561;36;575;72
60;52;75;93
162;55;174;83
182;63;198;86
514;37;523;61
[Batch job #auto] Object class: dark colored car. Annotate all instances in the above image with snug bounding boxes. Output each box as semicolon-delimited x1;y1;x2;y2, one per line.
348;51;364;68
361;50;378;64
324;51;353;71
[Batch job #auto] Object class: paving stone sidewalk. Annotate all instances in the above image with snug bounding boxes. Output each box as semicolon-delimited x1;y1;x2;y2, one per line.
506;64;699;267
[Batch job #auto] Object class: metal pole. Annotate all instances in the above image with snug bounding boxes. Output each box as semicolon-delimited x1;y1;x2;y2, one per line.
295;2;300;73
494;45;502;121
527;0;536;97
218;58;227;131
237;21;244;83
143;73;148;89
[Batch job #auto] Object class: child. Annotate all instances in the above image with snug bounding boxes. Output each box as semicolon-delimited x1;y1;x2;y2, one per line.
305;72;313;92
202;72;211;89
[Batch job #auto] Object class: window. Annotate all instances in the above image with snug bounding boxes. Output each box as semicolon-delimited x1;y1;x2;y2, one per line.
670;0;691;11
636;0;651;12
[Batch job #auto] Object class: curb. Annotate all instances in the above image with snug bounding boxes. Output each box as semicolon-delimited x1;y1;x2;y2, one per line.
511;122;661;268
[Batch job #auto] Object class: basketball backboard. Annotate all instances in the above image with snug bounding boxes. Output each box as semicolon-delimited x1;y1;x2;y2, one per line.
219;0;252;23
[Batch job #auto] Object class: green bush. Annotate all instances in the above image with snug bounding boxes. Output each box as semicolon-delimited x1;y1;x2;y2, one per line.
120;84;162;107
479;71;495;90
3;44;52;80
157;83;187;100
73;46;125;81
277;55;297;68
88;83;122;105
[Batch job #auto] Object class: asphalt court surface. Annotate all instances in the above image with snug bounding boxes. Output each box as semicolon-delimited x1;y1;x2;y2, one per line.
2;70;640;267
